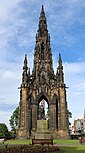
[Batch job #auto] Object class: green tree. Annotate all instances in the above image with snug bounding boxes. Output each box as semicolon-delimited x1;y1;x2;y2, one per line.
9;106;19;131
67;110;72;125
0;123;10;138
68;110;72;119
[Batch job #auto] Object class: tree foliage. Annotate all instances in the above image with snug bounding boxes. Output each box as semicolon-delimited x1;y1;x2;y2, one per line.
67;110;72;126
9;106;19;131
68;110;72;118
0;123;10;138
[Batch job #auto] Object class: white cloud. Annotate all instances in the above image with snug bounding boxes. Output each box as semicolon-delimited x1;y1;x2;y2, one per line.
2;70;19;79
0;0;22;20
0;68;21;106
0;110;14;130
63;61;85;124
47;0;85;47
64;61;85;74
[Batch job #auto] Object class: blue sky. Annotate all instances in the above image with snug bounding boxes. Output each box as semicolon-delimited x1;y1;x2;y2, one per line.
0;0;85;129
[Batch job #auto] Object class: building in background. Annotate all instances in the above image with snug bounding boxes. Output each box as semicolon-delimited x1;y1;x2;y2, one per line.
70;110;85;138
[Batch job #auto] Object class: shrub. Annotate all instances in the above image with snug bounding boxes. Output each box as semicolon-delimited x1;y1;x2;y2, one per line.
0;145;60;153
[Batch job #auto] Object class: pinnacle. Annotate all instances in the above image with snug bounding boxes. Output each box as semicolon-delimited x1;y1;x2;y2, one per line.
40;5;46;19
25;54;27;60
58;53;62;67
41;5;45;14
59;53;61;60
38;5;48;37
24;54;28;68
59;53;62;62
24;54;27;62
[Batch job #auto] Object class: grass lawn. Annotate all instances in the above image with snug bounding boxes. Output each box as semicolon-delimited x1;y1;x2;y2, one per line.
0;139;85;153
54;139;79;144
1;139;80;145
59;146;85;153
4;139;79;145
4;139;32;144
55;140;85;153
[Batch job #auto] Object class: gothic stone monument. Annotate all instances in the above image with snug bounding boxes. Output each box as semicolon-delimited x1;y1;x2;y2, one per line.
17;5;69;139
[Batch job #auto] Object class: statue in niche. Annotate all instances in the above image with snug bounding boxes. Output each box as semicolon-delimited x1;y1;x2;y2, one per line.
41;69;46;80
38;103;45;120
41;42;44;59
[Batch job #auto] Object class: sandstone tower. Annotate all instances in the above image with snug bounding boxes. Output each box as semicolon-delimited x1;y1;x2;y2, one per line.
17;5;69;139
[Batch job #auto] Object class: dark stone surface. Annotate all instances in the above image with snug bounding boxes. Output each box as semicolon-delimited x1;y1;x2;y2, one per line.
17;6;69;139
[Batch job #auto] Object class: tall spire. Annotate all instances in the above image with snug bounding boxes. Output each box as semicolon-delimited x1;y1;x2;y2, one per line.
34;5;53;76
37;5;48;38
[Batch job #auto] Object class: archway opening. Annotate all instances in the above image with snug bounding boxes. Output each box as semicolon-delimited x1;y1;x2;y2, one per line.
38;95;49;120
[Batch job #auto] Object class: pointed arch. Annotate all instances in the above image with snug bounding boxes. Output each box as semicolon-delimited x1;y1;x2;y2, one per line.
35;91;51;105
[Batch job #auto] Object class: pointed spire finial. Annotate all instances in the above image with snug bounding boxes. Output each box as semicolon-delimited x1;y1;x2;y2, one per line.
41;5;44;14
25;54;27;58
37;5;48;38
40;5;46;19
23;54;28;71
24;54;27;65
25;54;27;61
58;53;62;66
59;53;61;60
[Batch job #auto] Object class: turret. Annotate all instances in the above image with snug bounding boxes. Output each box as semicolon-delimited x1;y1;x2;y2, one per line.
22;54;28;85
57;53;64;84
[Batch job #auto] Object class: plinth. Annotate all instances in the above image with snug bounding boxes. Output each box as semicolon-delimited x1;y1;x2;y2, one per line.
35;120;51;139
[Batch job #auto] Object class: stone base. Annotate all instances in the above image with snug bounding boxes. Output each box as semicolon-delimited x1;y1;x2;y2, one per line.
37;120;48;132
57;130;69;139
35;131;51;139
17;127;29;139
17;121;69;139
49;130;69;139
35;120;51;139
17;127;69;139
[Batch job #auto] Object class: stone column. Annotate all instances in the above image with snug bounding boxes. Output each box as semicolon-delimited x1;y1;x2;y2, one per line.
27;108;32;137
49;104;56;130
20;88;27;127
59;87;68;130
58;101;61;130
17;86;28;138
32;104;37;131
